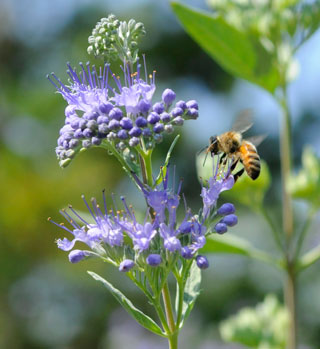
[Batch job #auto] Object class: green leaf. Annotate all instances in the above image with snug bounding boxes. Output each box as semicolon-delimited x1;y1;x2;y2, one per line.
288;146;320;208
178;261;202;328
155;135;180;186
196;154;271;209
201;234;281;268
171;2;280;93
298;244;320;271
88;271;166;337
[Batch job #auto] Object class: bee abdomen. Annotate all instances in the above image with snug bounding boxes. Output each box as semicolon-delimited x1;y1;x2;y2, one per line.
239;142;261;180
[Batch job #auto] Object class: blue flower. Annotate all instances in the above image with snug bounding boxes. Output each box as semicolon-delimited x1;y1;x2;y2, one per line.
201;158;235;219
49;59;199;167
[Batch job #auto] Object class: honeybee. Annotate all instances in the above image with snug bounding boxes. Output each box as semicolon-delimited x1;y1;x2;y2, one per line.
205;111;265;181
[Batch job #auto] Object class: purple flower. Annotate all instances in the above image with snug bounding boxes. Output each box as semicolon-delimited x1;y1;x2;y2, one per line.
201;158;235;219
49;60;198;166
181;246;194;259
119;259;135;272
159;223;181;252
146;254;162;266
127;222;157;251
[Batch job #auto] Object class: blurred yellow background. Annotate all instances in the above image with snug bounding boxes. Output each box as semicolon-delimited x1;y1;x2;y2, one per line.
1;0;320;348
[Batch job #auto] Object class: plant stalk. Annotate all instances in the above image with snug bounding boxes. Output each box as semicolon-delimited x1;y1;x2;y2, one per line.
278;86;296;349
162;282;178;349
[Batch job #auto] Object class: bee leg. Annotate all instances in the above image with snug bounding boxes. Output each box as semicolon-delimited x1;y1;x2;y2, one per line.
230;158;239;172
234;168;245;182
219;153;227;165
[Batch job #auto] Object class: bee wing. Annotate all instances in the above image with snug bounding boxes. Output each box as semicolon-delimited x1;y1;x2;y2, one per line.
246;134;267;147
231;109;253;134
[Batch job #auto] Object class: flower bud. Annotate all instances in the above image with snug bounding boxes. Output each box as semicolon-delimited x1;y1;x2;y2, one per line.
160;112;171;123
117;130;128;140
120;117;133;130
108;119;120;130
175;100;187;110
138;99;151;113
196;255;209;269
136;116;148;127
173;117;184;126
99;102;113;114
162;88;176;105
153;123;164;133
146;254;162;266
186;100;198;110
68;250;89;263
153;102;165;114
129;137;140;147
214;222;228;234
147;112;160;124
217;203;235;216
220;214;238;227
171;107;183;117
119;259;135;272
109;107;123;120
129;126;142;137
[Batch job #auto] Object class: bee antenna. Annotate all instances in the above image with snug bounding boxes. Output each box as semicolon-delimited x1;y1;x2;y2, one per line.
197;145;207;156
203;151;209;167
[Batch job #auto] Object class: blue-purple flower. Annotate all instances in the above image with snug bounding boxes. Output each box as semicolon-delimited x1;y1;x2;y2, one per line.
201;158;235;219
49;59;199;167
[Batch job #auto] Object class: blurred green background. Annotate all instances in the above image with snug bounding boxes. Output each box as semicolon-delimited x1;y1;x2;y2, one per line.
1;0;320;348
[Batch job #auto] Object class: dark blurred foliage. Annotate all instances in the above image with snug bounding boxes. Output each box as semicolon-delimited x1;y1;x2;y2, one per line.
1;1;320;348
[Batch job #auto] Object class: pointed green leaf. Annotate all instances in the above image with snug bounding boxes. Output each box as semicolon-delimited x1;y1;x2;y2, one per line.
298;244;320;271
88;271;166;337
201;234;281;269
178;261;202;328
155;135;180;186
171;2;280;93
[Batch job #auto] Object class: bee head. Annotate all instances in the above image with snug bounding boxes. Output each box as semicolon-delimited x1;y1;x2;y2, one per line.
209;135;219;154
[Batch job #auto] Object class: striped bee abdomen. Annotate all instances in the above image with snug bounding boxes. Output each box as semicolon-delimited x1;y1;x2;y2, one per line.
239;141;261;180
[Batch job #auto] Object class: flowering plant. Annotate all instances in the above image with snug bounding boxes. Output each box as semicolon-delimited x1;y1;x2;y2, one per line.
49;14;238;348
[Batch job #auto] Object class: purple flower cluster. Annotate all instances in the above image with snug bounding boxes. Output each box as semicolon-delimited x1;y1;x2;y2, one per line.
48;60;199;167
51;162;237;271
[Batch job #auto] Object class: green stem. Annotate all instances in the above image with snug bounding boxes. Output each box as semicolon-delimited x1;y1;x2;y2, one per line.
277;86;296;349
278;86;294;246
153;297;171;336
285;261;297;349
173;273;184;329
100;140;138;188
162;282;178;349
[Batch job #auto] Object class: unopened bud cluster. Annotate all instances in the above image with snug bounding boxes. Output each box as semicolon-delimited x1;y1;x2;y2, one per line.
87;14;146;64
